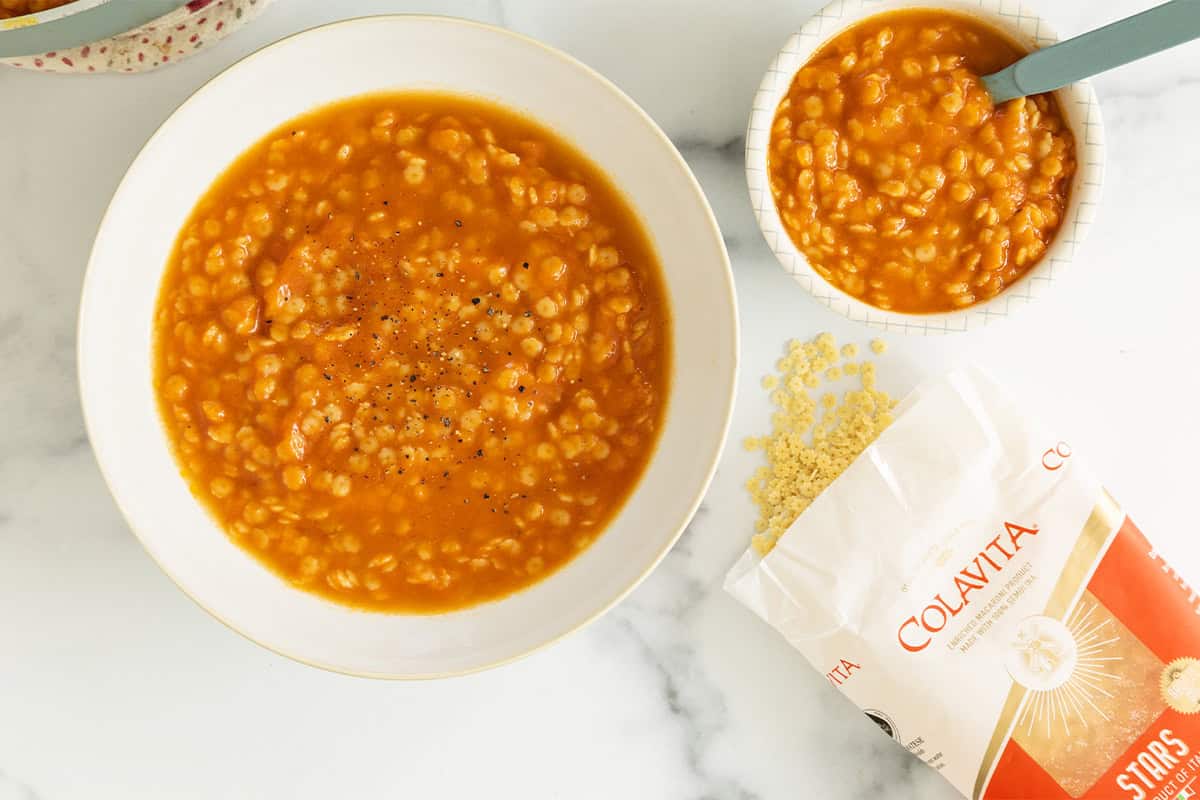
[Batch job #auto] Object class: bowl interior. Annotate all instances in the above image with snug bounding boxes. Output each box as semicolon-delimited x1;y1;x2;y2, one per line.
79;16;738;677
745;0;1104;333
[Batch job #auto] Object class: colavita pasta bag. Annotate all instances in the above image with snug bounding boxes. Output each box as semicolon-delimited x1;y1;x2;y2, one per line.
727;368;1200;800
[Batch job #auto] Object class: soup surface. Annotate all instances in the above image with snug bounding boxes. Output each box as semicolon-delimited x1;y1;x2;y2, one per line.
768;9;1076;313
153;93;670;612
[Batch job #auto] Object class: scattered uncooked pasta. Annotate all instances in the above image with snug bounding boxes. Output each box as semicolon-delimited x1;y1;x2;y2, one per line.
744;333;893;554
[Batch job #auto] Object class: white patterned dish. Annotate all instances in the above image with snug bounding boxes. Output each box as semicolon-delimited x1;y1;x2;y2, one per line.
78;16;738;677
745;0;1105;334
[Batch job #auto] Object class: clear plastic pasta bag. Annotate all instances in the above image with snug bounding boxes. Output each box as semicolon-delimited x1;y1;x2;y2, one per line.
726;368;1200;800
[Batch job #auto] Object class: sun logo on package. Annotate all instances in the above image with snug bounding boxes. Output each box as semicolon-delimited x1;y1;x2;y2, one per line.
1008;603;1122;736
1161;657;1200;714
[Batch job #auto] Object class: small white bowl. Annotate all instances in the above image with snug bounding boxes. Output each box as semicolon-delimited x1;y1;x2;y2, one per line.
746;0;1105;333
78;16;738;678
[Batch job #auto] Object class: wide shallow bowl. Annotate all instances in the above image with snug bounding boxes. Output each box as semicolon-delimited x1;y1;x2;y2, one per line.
746;0;1105;334
79;15;738;678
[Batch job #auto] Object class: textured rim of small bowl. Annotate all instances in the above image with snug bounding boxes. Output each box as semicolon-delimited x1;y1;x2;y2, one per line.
745;0;1106;334
77;14;739;679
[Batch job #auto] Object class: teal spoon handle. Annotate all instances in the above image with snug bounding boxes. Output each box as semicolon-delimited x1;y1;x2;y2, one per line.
982;0;1200;103
0;0;184;58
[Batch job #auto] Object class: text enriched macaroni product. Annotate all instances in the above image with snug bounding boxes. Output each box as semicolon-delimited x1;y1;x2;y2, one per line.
727;368;1200;799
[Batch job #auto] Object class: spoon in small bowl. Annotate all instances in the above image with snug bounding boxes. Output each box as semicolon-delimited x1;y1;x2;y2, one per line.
982;0;1200;104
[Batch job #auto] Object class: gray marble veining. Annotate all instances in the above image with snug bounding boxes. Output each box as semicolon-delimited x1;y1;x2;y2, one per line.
3;0;1199;797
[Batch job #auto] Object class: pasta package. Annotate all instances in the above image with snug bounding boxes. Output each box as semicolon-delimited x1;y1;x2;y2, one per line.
727;368;1200;800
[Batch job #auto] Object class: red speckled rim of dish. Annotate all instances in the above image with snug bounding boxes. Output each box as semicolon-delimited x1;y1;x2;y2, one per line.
0;0;275;73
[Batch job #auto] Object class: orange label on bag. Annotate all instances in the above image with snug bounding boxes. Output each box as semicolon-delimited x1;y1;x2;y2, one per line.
984;518;1200;800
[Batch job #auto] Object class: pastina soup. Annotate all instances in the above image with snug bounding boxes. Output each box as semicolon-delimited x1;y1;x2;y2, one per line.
152;92;671;612
768;9;1076;313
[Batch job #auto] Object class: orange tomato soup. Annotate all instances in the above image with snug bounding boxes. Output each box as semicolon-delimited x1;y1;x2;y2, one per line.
153;93;671;612
768;9;1076;313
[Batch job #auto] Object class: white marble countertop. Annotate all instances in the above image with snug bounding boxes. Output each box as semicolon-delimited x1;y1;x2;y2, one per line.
2;0;1198;797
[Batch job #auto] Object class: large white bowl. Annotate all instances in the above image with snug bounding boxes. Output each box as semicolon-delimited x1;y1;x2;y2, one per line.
746;0;1105;334
78;16;738;678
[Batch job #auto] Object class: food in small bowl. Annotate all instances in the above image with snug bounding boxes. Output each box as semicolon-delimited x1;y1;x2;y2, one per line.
0;0;74;20
747;0;1104;331
80;16;737;677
